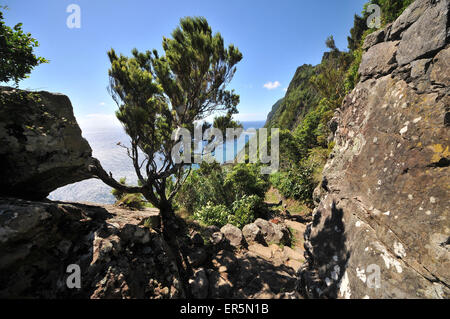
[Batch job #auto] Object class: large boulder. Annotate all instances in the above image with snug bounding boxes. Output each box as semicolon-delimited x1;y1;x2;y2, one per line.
301;0;450;299
0;87;94;199
220;224;243;247
0;197;183;298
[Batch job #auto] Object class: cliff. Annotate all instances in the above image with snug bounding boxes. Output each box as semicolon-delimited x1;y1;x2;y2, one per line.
300;0;449;299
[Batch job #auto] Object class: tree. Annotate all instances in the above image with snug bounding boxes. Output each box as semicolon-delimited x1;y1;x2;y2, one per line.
0;7;47;84
90;15;242;244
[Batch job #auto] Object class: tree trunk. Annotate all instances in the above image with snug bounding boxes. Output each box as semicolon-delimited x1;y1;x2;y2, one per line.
159;203;192;298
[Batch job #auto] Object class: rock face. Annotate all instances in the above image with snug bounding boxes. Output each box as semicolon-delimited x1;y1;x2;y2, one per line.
0;87;94;200
301;0;449;299
0;197;183;298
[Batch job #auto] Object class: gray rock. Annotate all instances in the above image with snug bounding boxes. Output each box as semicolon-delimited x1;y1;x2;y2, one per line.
362;28;385;50
430;46;450;86
208;270;233;298
242;223;265;244
410;58;432;78
390;0;432;39
187;247;207;267
358;41;399;80
220;224;243;247
0;87;94;199
396;0;449;65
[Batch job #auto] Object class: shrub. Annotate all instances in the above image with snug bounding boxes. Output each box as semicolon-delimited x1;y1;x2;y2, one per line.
224;163;270;200
193;203;231;228
115;193;146;210
229;195;264;228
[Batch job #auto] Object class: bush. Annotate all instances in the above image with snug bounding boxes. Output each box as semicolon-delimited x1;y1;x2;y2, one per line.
270;164;316;207
193;203;231;228
115;193;146;210
229;195;264;228
224;163;270;201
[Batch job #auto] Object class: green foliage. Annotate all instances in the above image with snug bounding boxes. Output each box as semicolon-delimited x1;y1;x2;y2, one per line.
0;8;48;84
111;177;148;210
105;16;243;217
367;0;415;25
177;161;269;228
224;163;270;200
229;195;264;228
193;203;231;228
270;163;315;207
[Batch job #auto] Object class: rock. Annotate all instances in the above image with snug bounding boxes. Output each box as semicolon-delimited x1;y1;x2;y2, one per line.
220;224;243;247
189;268;209;299
242;223;265;244
396;0;449;66
283;246;304;262
187;247;207;268
208;270;233;298
430;46;450;86
253;218;290;246
0;198;183;298
410;58;432;78
0;87;95;200
362;28;386;50
358;41;399;80
301;0;450;299
248;243;273;260
390;0;432;39
210;231;224;246
212;250;238;273
190;231;204;247
286;259;303;273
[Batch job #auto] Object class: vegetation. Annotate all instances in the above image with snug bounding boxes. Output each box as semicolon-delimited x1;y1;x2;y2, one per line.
264;0;414;210
0;7;47;84
176;161;269;228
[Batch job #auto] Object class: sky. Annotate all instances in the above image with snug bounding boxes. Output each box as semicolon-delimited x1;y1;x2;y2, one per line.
2;0;367;130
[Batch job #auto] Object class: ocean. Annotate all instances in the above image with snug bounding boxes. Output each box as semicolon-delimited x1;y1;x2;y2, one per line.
49;121;265;204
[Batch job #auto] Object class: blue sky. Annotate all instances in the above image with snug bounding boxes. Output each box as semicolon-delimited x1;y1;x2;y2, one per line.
3;0;367;130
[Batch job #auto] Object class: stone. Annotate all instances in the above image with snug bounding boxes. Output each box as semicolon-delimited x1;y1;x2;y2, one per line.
242;223;265;244
220;224;243;247
283;246;304;262
0;198;183;298
187;248;207;267
430;46;450;86
362;28;385;50
212;250;238;273
0;87;95;199
248;243;273;260
208;270;233;298
358;41;399;80
390;0;432;39
210;231;224;246
410;58;431;78
189;268;209;299
396;0;449;66
190;231;204;246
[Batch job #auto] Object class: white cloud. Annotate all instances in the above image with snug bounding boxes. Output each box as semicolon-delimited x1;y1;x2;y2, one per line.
263;81;281;90
76;113;122;132
99;102;106;106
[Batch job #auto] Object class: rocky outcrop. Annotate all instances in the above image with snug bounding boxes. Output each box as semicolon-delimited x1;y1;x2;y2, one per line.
0;197;183;298
0;87;94;200
301;0;449;299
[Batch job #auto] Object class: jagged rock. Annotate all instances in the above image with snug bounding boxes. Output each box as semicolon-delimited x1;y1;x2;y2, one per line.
301;0;449;299
396;0;449;66
210;231;225;246
190;231;204;247
220;224;243;247
358;41;399;80
242;223;265;244
0;87;95;200
248;243;273;260
430;46;450;86
0;198;182;298
189;268;208;299
390;0;433;39
362;28;386;50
